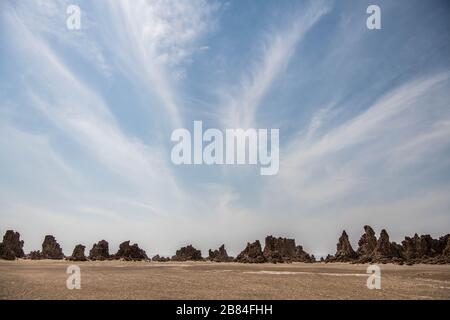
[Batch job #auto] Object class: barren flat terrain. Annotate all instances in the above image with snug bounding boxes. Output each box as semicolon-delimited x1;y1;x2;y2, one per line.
0;260;449;300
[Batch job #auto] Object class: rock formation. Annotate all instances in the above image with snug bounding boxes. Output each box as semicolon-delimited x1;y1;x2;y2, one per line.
422;235;450;264
435;237;450;263
208;244;233;262
2;227;450;265
235;240;266;263
152;254;170;262
260;236;314;263
171;245;203;261
28;250;42;260
326;231;357;262
0;230;25;260
402;234;431;263
401;233;450;264
89;240;110;260
374;229;393;259
294;245;314;263
113;241;148;261
373;229;403;264
437;234;450;254
68;244;87;261
355;225;377;262
40;235;64;259
443;237;450;256
354;228;450;264
335;230;357;261
263;236;295;263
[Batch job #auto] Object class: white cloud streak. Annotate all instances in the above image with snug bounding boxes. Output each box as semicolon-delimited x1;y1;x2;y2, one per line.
267;72;450;209
224;1;331;128
2;5;186;216
101;0;220;128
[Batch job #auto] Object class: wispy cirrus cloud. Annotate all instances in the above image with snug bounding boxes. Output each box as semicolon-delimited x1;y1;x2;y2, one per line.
0;1;231;255
265;72;450;216
1;4;187;216
7;0;111;76
223;1;331;128
100;0;221;128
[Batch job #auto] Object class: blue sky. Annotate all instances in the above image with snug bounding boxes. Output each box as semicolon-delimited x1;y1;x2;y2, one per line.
1;0;449;257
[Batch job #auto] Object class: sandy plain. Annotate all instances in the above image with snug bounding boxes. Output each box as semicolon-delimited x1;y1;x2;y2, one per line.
0;260;449;300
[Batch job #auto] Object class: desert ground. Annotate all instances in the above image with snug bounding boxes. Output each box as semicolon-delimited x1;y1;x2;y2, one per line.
0;260;449;300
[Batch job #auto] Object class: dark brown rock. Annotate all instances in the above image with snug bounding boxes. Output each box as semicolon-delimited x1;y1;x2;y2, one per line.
263;236;295;263
390;242;404;261
355;225;377;262
261;236;314;263
235;240;266;263
399;233;450;264
294;245;314;263
374;230;394;259
436;234;450;254
113;241;148;261
0;230;25;260
68;244;87;261
152;254;170;262
41;235;64;259
172;245;203;261
443;237;450;256
0;245;15;260
327;231;357;262
28;250;42;260
89;240;110;260
416;234;434;257
433;237;450;264
208;244;233;262
402;234;431;263
372;229;403;264
325;229;450;265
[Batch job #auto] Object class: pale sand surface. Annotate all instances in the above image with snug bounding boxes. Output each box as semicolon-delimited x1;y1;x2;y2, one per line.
0;260;449;300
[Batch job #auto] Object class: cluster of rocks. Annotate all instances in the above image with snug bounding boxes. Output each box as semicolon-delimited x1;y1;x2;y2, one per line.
89;240;110;260
112;241;148;261
72;240;148;261
401;233;450;264
235;236;315;263
355;225;378;262
1;227;449;265
208;244;233;262
151;254;170;262
0;232;149;262
68;245;87;261
26;235;65;260
235;240;265;263
0;230;25;260
325;226;450;265
171;245;203;261
324;231;357;262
